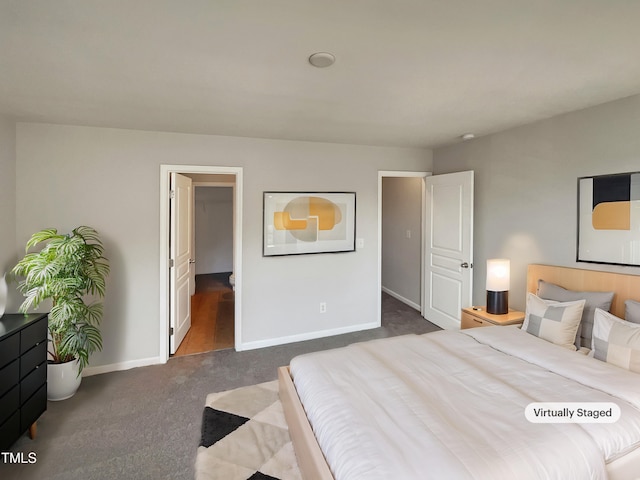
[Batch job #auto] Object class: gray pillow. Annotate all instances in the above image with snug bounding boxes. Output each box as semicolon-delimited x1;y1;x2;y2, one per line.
537;280;614;349
625;299;640;324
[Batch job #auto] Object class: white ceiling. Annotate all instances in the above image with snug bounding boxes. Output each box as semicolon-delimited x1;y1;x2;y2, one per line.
2;1;640;149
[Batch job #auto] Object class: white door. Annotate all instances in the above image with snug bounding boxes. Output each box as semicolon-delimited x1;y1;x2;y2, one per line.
170;172;193;353
423;171;474;329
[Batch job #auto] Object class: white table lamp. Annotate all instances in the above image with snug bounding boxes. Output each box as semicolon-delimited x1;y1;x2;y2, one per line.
486;259;510;314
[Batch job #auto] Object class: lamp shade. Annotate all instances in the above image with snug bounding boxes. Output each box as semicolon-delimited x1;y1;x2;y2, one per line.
486;259;510;292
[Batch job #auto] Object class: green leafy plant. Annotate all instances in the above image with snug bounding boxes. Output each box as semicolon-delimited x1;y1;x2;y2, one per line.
11;226;110;372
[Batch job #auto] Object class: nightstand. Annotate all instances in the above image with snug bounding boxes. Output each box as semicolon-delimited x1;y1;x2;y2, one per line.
461;307;525;329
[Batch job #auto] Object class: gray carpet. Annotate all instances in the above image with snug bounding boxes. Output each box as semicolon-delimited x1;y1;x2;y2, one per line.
3;293;439;480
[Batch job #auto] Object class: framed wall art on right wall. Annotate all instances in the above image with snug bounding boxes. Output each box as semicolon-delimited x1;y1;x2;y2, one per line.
577;171;640;266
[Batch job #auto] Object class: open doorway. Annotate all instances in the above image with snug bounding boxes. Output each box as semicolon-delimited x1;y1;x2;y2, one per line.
174;181;235;356
377;171;429;324
159;165;243;363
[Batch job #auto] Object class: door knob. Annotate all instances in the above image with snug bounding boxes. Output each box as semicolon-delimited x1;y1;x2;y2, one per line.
461;262;470;268
189;259;196;264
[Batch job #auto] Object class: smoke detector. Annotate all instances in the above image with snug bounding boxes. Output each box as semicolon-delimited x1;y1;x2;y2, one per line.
308;52;335;68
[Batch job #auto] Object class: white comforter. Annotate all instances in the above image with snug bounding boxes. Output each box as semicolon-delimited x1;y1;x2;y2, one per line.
290;327;640;480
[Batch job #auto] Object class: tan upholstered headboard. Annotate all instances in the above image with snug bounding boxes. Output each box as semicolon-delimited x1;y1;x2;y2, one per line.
526;264;640;319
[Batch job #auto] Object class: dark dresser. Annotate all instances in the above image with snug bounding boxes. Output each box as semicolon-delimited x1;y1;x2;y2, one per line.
0;313;48;450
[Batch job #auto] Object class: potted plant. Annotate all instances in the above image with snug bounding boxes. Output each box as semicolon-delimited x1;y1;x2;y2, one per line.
11;226;109;400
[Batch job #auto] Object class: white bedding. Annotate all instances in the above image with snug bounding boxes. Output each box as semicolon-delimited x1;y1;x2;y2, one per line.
289;326;640;480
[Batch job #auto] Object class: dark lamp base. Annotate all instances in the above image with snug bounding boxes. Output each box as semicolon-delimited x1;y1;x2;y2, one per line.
487;291;508;315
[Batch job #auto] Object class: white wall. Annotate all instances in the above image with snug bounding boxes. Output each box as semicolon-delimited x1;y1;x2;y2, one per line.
0;116;20;312
15;123;432;369
381;177;422;308
433;94;640;310
194;186;234;275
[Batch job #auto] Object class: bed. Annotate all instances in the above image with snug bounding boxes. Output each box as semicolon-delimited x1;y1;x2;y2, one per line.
278;264;640;479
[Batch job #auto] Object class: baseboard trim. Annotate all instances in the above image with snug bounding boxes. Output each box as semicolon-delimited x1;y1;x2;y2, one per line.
237;321;380;351
82;356;164;377
381;286;421;311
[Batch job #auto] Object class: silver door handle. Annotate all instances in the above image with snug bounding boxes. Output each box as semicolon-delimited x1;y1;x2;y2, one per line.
461;262;470;268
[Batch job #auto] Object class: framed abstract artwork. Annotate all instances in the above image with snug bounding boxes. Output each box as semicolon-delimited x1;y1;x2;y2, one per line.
577;172;640;266
263;192;356;256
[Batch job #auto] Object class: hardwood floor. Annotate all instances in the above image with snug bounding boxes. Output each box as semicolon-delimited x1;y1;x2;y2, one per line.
174;273;234;357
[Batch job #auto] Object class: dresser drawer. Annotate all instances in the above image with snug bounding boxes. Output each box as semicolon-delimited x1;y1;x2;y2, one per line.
21;362;46;402
0;359;19;397
21;383;46;432
0;332;20;369
20;316;47;354
0;385;19;425
461;311;493;329
21;341;47;379
0;411;20;450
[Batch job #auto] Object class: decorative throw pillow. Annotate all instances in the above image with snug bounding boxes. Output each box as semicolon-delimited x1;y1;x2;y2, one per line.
522;293;585;351
624;299;640;324
592;308;640;373
537;280;614;349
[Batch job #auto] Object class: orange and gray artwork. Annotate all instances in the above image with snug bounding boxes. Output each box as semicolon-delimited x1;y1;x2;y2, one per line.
264;192;355;256
273;196;343;242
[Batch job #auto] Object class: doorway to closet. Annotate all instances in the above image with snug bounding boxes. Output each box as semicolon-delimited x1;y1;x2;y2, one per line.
378;170;474;330
379;171;428;324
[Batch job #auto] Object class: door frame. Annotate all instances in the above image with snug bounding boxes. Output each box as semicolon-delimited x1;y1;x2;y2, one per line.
159;165;243;363
377;170;431;325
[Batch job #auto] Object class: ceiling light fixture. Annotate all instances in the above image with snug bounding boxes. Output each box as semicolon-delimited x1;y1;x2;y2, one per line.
461;133;475;141
308;52;335;68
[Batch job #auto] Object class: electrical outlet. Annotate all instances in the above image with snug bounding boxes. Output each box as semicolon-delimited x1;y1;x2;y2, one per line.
320;302;327;313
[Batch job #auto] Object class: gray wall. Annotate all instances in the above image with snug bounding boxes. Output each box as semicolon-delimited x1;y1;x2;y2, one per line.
382;177;422;307
194;186;234;275
0;116;19;312
433;94;640;311
15;123;432;369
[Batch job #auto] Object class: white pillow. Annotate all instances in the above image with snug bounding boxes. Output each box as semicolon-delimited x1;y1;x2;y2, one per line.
521;293;585;351
592;308;640;373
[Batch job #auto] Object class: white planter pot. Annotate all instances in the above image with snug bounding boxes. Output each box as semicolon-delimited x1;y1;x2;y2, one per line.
47;359;82;401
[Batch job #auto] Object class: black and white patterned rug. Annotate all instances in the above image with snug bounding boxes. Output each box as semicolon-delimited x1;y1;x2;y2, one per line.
196;381;302;480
